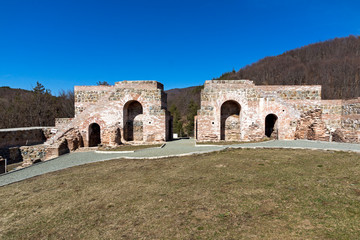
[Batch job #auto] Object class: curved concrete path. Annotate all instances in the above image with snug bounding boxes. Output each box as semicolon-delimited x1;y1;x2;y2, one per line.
1;139;359;186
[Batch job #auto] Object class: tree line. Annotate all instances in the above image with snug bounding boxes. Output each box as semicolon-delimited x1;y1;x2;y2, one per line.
216;36;360;100
0;82;74;128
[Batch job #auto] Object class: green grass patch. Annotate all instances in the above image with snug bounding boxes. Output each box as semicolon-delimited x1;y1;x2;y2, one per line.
1;149;360;239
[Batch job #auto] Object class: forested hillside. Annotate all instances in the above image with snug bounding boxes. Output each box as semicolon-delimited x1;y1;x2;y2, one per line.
217;35;360;99
166;86;202;118
166;86;202;136
166;36;360;135
0;83;74;128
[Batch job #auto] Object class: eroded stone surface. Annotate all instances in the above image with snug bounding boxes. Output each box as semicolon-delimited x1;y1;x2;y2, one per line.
50;81;171;151
195;80;360;143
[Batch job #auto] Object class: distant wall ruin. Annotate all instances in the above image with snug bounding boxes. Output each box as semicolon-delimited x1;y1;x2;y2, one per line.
195;80;360;143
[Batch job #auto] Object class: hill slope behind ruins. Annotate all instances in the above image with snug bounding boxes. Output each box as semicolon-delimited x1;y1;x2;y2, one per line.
167;36;360;119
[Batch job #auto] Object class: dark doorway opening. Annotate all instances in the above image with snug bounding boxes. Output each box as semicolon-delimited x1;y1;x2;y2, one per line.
89;123;101;147
168;118;173;141
265;114;278;138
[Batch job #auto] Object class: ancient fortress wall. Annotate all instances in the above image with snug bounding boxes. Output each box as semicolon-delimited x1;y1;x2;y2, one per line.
62;80;171;147
196;80;301;141
196;80;360;142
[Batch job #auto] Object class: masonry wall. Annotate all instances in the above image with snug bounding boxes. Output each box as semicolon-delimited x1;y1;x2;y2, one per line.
68;81;170;146
256;85;321;100
339;98;360;142
196;80;300;141
0;127;53;164
342;98;360;130
0;127;50;148
196;80;360;143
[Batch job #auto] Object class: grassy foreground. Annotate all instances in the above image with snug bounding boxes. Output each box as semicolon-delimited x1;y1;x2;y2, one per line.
1;149;360;239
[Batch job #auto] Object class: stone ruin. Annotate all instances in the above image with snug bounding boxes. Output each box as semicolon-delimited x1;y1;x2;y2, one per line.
0;79;359;169
195;80;360;143
0;81;172;167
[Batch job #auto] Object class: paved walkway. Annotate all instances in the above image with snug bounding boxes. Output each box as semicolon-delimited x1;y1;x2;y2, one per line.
1;139;359;186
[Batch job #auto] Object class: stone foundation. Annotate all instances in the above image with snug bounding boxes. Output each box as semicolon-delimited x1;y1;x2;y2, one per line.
20;145;48;167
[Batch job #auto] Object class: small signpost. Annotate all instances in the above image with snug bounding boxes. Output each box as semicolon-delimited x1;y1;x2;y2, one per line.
51;128;58;134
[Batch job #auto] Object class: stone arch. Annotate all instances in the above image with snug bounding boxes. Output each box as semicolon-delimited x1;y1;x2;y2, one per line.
88;123;101;147
265;114;278;139
123;100;143;141
220;100;241;141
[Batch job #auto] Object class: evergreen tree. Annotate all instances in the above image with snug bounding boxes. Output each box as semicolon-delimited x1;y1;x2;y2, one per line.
96;81;110;86
185;100;199;137
169;104;184;137
33;81;45;94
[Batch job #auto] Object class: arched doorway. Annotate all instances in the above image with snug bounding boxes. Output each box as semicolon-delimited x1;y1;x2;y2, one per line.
123;101;143;141
265;114;278;139
88;123;101;147
220;100;241;141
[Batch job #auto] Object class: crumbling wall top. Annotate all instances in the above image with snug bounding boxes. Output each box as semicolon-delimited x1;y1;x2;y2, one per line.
256;85;322;92
74;80;164;91
204;80;255;88
114;80;164;90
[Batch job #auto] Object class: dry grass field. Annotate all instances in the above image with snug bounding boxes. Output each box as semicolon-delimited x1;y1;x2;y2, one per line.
1;148;360;239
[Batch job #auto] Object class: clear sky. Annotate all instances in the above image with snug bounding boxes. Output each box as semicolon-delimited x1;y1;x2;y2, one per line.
0;0;359;94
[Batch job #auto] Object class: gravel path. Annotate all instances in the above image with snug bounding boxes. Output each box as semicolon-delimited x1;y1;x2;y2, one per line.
1;139;359;186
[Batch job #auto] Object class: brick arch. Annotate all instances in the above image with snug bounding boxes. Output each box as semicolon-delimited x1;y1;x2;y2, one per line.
220;100;241;141
79;117;106;147
123;100;143;141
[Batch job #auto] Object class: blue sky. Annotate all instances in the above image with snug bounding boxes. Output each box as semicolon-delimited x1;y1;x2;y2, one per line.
0;0;359;93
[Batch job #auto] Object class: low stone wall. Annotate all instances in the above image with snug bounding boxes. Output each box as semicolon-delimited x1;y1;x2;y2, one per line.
0;127;56;164
20;145;48;167
0;127;50;148
20;140;70;167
